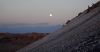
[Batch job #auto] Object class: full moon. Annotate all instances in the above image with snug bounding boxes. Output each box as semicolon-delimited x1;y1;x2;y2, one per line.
50;13;52;16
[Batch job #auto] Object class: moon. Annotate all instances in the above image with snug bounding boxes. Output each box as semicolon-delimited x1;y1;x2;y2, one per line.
50;13;52;16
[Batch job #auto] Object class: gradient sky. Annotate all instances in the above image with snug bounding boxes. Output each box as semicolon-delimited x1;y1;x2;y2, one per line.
0;0;99;26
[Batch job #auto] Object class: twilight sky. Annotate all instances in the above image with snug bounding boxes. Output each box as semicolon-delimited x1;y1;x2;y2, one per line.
0;0;99;26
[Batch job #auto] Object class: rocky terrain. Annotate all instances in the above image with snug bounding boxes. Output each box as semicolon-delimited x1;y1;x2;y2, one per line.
17;1;100;52
0;32;47;52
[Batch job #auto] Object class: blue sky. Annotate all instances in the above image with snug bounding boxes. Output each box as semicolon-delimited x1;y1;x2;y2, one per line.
0;0;99;26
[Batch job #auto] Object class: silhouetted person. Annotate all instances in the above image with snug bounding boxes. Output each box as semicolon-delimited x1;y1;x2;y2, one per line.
86;5;90;13
86;1;100;13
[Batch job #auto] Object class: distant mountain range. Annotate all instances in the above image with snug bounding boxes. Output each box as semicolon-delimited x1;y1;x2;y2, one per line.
0;25;62;33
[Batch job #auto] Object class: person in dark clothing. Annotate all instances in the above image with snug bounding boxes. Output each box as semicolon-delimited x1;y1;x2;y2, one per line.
86;5;90;13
